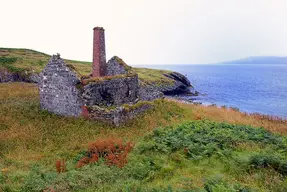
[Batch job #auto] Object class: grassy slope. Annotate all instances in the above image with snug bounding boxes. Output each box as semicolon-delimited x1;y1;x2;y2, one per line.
0;48;174;86
0;83;286;191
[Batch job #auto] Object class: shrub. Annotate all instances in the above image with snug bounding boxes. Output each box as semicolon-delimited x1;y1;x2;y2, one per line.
229;107;240;112
204;175;252;192
77;138;133;168
248;153;287;176
55;160;66;173
137;120;287;160
21;165;57;192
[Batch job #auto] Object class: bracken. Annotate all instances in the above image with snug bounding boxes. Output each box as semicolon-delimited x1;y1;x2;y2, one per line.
77;138;133;168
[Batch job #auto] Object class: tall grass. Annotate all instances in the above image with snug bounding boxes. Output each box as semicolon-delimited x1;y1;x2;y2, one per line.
0;82;287;191
178;102;287;135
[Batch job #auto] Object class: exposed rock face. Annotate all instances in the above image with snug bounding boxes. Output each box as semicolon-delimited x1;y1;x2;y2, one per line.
155;72;192;95
82;75;139;107
39;55;83;117
0;68;39;83
106;56;129;76
138;83;164;101
0;69;20;82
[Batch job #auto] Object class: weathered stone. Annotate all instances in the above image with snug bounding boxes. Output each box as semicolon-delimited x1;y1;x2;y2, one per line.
106;56;130;76
153;72;193;95
138;82;164;101
39;55;83;117
82;74;139;106
0;68;39;83
0;68;18;82
88;102;153;126
37;27;167;125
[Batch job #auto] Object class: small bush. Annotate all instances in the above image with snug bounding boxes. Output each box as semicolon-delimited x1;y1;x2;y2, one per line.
77;138;133;168
248;153;287;176
55;160;66;173
204;175;252;192
137;120;287;160
229;107;240;112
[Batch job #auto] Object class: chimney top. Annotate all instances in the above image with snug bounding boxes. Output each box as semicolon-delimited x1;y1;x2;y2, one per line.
93;26;105;31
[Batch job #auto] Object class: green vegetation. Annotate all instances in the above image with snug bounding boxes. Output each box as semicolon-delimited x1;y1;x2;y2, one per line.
1;48;287;191
122;101;154;112
82;72;138;85
113;56;133;72
0;48;176;86
0;83;287;191
134;67;175;86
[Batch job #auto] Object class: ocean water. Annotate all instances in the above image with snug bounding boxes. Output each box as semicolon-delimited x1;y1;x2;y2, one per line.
136;64;287;118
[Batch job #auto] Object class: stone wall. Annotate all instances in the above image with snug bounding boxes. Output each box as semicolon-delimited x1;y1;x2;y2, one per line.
39;55;83;117
106;56;129;76
88;102;153;126
82;74;139;107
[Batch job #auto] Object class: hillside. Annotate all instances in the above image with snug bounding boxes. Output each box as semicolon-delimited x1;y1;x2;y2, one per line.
1;48;287;191
218;56;287;65
0;48;192;94
0;83;286;191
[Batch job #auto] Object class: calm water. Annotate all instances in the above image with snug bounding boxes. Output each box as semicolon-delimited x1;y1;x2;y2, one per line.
136;64;287;118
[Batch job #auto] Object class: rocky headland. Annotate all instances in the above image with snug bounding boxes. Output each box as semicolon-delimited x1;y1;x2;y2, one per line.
0;48;193;97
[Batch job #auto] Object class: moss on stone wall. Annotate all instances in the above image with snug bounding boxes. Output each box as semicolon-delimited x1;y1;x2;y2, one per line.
113;56;133;72
81;72;138;86
122;100;154;112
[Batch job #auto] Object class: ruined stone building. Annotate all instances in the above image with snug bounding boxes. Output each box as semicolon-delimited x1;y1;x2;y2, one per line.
39;27;160;125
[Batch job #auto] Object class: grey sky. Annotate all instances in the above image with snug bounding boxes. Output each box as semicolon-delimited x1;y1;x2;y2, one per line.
1;0;287;64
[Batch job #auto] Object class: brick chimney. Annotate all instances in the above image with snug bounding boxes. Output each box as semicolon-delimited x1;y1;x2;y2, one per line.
92;27;106;77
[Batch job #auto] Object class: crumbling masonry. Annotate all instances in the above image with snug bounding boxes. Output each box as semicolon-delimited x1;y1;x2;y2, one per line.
39;27;159;125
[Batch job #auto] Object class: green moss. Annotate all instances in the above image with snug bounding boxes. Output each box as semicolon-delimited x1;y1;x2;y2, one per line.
113;56;133;72
122;100;154;112
134;67;175;86
82;72;138;85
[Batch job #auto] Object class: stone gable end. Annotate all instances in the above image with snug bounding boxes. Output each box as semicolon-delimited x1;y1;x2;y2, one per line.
106;56;130;76
39;55;83;116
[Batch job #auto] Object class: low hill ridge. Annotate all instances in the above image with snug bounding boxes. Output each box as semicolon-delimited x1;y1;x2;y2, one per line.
218;56;287;64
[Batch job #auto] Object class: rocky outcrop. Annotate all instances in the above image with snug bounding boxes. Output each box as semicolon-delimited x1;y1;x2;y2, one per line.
149;72;192;95
138;83;164;101
0;68;39;83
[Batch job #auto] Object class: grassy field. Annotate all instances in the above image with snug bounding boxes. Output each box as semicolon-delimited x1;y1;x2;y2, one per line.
0;83;286;191
0;48;174;86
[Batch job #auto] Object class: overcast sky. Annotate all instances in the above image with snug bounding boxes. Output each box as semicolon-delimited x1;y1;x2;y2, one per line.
1;0;287;64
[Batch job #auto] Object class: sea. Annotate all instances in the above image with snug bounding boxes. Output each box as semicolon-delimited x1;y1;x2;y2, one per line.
135;64;287;118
